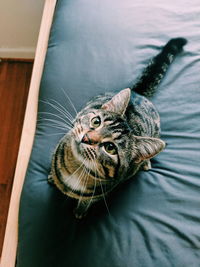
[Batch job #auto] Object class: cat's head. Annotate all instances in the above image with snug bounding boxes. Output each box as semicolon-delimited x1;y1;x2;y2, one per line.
70;88;165;182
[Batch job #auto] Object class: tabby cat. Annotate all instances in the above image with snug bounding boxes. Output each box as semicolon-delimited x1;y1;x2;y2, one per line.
48;38;187;219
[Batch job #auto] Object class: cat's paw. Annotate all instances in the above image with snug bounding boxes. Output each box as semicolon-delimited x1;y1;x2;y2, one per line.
73;209;87;220
141;160;151;171
48;174;55;185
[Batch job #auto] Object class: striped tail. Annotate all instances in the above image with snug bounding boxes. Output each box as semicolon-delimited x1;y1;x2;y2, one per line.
132;37;187;97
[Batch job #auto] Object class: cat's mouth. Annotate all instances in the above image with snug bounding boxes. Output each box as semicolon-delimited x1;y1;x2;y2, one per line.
72;139;97;163
77;142;97;162
71;139;108;181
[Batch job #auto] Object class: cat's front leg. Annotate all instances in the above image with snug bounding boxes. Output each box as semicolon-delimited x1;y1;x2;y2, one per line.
74;200;93;219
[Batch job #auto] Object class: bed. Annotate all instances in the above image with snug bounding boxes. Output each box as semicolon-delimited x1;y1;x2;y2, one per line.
1;0;200;266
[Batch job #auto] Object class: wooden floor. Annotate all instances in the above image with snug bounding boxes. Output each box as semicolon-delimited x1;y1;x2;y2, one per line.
0;59;33;256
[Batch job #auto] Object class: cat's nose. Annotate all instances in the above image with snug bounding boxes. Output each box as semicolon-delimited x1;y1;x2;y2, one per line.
81;132;100;145
81;133;92;144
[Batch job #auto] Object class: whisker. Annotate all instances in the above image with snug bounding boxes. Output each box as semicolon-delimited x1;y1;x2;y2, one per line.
37;117;72;127
73;162;88;194
37;121;72;132
66;159;89;194
69;160;86;179
37;118;72;130
37;123;71;131
94;160;110;216
38;111;74;127
85;160;97;212
73;156;94;207
60;88;78;115
78;165;89;204
48;98;75;121
41;132;66;136
40;99;74;123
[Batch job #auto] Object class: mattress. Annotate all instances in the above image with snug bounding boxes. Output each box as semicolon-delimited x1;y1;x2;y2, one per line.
17;0;200;266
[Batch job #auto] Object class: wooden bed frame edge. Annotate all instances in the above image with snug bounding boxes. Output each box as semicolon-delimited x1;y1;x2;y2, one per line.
0;1;57;266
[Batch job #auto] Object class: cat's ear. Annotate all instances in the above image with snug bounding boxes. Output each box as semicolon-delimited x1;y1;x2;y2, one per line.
102;88;131;115
133;136;165;163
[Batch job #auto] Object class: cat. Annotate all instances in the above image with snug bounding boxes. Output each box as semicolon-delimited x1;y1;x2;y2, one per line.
48;37;187;219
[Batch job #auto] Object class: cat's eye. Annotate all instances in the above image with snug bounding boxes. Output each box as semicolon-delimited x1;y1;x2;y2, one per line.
103;142;117;155
91;116;101;128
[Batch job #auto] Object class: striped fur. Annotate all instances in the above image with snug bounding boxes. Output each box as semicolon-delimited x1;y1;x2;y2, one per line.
49;38;187;218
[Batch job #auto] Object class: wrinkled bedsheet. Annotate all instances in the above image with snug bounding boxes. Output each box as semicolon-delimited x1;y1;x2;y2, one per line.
17;0;200;266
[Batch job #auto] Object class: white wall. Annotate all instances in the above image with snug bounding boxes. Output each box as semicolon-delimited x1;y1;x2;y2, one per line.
0;0;45;58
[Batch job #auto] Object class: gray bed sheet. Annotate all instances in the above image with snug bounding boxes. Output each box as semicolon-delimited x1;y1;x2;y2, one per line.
17;0;200;266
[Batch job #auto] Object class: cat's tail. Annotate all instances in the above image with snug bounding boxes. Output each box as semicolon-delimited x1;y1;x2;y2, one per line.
132;37;187;97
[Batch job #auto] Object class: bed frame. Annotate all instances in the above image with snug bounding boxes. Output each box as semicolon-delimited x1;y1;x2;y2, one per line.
0;1;57;266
